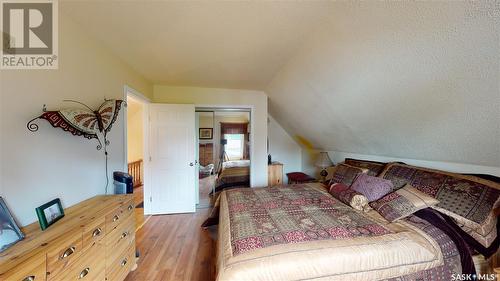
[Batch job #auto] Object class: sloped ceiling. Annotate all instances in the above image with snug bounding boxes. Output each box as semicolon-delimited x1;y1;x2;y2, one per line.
60;1;333;89
61;1;499;167
267;1;500;167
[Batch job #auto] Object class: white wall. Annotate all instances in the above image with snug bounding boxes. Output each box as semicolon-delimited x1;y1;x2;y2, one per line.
0;12;152;226
153;86;268;187
302;150;500;178
268;115;302;182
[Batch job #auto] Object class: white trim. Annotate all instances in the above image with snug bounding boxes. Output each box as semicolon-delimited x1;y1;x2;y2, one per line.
124;85;151;103
123;85;151;214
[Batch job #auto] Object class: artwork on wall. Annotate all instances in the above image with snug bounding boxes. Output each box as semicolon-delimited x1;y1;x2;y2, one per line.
199;128;213;139
26;99;125;194
35;198;65;231
0;197;24;253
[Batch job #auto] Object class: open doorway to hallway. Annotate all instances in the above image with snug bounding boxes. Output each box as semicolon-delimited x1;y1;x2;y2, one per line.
126;93;151;229
196;109;251;210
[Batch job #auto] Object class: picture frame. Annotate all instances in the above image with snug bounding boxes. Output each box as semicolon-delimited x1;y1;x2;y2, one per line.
35;198;64;231
199;128;213;139
0;197;24;253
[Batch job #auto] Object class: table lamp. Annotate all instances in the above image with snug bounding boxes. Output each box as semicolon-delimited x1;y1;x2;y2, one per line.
315;152;333;181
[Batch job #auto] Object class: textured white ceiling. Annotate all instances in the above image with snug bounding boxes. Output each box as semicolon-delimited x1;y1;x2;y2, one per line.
267;1;500;167
60;1;332;89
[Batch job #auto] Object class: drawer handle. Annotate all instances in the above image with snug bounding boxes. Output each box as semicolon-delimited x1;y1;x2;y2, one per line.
22;276;35;281
113;215;120;222
121;258;128;267
78;267;90;279
128;204;133;211
121;231;129;239
92;227;102;237
60;246;76;259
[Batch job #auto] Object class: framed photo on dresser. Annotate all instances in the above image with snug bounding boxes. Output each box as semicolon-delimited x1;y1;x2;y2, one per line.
36;198;65;230
0;197;24;253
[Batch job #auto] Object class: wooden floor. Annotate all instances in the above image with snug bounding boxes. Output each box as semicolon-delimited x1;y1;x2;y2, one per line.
125;208;216;281
133;185;151;231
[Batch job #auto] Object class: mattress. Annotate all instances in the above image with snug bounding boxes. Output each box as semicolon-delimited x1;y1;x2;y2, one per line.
216;183;454;281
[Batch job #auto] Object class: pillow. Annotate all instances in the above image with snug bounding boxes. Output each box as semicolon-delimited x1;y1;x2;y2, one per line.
370;184;439;222
344;158;388;176
380;162;500;247
329;183;370;212
351;174;393;202
327;164;368;186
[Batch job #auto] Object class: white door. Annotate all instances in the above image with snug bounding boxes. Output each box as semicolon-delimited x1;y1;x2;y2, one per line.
149;104;196;214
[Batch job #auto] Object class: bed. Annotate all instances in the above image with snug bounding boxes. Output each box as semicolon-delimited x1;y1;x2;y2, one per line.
215;175;499;280
214;160;250;192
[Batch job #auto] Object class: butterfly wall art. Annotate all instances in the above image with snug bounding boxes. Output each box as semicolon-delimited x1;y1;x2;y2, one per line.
27;99;126;193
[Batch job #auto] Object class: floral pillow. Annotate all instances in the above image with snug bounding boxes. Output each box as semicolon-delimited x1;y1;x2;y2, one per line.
327;164;368;187
329;183;370;212
351;174;393;202
370;184;439;222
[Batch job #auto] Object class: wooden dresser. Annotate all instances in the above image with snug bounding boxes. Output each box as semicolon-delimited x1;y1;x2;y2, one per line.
0;195;136;281
268;162;283;187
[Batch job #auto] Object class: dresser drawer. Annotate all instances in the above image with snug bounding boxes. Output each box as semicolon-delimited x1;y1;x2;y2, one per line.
0;253;46;281
49;242;105;281
46;230;83;278
105;198;134;233
106;243;135;281
82;217;105;250
105;218;135;270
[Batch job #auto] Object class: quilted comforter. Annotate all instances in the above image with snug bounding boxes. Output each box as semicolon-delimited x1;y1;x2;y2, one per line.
216;183;461;281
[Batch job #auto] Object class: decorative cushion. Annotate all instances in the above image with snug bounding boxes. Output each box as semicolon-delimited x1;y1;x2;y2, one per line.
329;183;370;212
370;184;439;222
379;163;500;247
351;174;393;202
286;172;316;183
344;158;388;176
326;164;368;187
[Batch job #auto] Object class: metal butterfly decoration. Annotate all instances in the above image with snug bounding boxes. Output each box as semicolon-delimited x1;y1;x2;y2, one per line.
27;99;126;193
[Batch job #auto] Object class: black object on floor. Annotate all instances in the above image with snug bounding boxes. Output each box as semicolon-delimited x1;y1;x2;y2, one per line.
136;202;144;208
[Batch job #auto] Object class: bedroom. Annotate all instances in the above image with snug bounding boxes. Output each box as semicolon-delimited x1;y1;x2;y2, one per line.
0;1;498;281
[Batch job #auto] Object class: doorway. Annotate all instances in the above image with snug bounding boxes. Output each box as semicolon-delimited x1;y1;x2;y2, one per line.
125;87;150;229
196;108;251;209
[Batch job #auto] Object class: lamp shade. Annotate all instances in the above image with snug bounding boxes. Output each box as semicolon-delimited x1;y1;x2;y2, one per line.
315;152;333;168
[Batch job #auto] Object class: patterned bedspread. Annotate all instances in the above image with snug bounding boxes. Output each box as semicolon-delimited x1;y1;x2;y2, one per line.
227;185;391;255
223;159;250;169
216;183;461;281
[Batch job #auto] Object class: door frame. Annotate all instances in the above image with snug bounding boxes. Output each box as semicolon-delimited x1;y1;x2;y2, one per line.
195;105;254;187
123;85;151;214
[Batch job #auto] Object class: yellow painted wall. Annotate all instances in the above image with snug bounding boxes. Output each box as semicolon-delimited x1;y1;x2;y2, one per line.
127;98;144;162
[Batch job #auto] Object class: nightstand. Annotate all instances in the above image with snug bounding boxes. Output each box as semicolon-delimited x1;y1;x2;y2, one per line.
268;162;283;187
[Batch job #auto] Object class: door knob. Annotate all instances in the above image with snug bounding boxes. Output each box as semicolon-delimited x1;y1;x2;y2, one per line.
189;162;194;166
